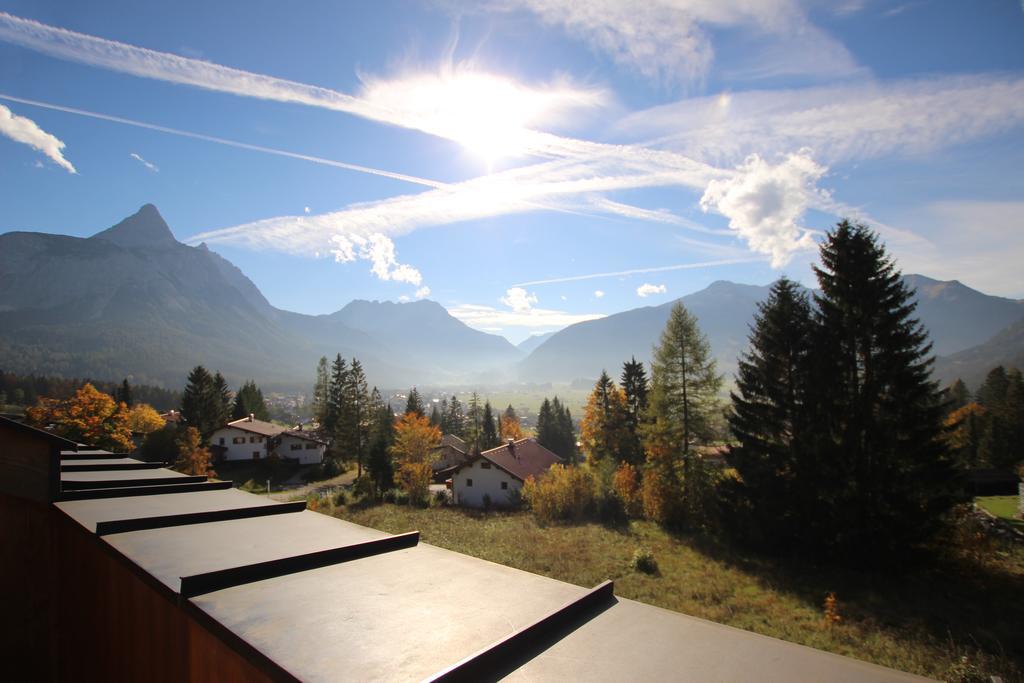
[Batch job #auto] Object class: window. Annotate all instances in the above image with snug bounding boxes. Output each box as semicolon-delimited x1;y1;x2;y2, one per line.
305;443;317;449
219;437;225;445
466;478;473;487
252;452;260;460
290;443;302;451
233;436;245;445
500;481;508;490
250;436;256;443
258;436;264;443
481;462;491;469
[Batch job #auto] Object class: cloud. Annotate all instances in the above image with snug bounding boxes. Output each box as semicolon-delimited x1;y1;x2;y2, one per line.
511;256;763;287
618;75;1024;166
129;152;158;172
504;0;860;87
0;103;75;172
594;290;605;298
328;232;423;286
415;285;431;299
500;287;539;312
448;303;604;329
699;149;824;266
637;283;667;297
304;206;310;214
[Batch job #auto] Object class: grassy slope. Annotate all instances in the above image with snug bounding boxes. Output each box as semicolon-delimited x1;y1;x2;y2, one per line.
331;504;1024;681
977;495;1024;531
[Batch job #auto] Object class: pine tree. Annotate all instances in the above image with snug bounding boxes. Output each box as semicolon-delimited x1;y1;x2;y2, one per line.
116;378;133;407
212;372;232;430
976;366;1009;409
482;400;499;449
232;380;270;421
405;387;425;417
811;220;961;558
537;398;555;449
181;366;219;439
429;404;442;427
621;357;649;466
946;378;971;413
366;391;395;497
312;356;330;425
558;401;578;464
538;396;577;463
343;359;370;477
646;302;722;527
445;395;464;437
325;355;348;439
726;277;814;542
465;393;483;452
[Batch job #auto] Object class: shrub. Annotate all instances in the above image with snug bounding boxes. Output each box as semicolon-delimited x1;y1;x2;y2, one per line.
641;464;680;525
613;462;643;517
522;465;595;523
431;488;449;507
333;488;349;507
630;547;658;575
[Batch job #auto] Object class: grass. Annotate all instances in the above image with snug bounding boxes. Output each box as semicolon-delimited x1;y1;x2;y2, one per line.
977;496;1024;532
216;459;303;492
330;503;1024;682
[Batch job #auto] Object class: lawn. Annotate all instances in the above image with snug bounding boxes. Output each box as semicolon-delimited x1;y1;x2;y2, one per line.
215;459;304;492
330;503;1024;682
977;496;1024;532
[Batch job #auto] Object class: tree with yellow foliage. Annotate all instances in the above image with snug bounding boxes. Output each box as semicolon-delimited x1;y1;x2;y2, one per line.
26;383;133;452
389;413;441;504
499;414;524;441
128;403;165;434
579;371;631;466
173;427;217;478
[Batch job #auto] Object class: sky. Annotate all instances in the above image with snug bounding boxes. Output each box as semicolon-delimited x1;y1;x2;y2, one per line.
0;1;1022;345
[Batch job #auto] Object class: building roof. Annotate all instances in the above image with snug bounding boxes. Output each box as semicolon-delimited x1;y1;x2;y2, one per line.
441;433;467;452
221;416;285;438
281;429;328;445
457;438;562;482
6;428;927;682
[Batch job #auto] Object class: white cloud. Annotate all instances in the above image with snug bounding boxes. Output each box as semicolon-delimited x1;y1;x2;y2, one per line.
594;290;605;298
0;103;75;172
512;257;763;287
618;75;1024;166
505;0;860;87
304;206;310;214
699;150;824;267
327;231;423;287
448;303;605;329
637;283;667;297
500;287;538;313
129;152;158;172
415;285;431;299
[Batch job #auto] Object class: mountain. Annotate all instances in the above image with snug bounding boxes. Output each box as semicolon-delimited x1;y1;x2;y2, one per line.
518;281;770;384
519;276;1024;386
934;318;1024;389
0;205;517;390
517;332;556;355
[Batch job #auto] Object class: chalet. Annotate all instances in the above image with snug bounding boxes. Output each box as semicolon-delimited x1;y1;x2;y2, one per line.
209;415;325;465
432;433;470;482
451;437;561;508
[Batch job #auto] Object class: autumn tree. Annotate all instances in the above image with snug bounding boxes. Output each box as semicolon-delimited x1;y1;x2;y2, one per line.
390;413;441;504
500;404;524;441
128;403;166;434
172;426;216;478
26;383;133;452
945;403;987;466
580;371;630;467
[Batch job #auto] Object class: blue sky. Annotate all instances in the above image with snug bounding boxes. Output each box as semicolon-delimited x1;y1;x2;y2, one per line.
1;1;1022;344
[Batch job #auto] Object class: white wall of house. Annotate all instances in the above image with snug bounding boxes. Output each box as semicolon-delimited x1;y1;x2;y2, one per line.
211;426;270;461
452;459;521;508
278;434;325;465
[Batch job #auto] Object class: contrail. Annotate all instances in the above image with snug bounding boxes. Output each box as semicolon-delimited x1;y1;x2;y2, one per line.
511;257;765;287
0;93;446;189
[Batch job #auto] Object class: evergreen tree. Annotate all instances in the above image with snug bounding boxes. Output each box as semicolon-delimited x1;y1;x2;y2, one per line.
537;398;555;449
366;398;396;498
465;393;483;452
232;380;270;421
621;357;650;466
811;220;961;558
342;359;370;477
325;355;348;438
181;366;219;439
405;387;425;417
445;395;465;437
312;356;330;425
646;302;722;527
726;278;814;542
976;366;1009;409
946;379;971;413
482;400;499;449
580;371;630;465
537;395;578;463
116;378;133;407
437;398;449;430
429;404;442;427
558;401;578;464
212;372;232;429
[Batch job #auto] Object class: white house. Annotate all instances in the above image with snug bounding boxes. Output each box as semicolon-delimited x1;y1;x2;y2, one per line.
451;438;561;508
209;415;325;465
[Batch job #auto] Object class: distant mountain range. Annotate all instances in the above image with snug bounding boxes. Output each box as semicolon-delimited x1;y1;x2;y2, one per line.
0;205;1021;393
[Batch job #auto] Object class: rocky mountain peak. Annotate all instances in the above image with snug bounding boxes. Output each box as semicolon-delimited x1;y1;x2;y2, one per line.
90;204;178;248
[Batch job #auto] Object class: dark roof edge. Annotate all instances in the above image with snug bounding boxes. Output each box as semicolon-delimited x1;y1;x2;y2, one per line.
0;415;79;450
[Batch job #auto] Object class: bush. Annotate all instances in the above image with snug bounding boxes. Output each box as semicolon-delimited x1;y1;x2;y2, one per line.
397;461;432;506
630;547;658;575
522;465;595;523
333;488;349;507
613;462;643;518
431;488;449;507
641;465;680;525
